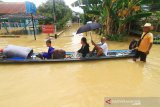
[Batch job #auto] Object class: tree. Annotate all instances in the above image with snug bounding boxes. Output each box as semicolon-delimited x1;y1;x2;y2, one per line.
72;0;152;36
37;0;72;30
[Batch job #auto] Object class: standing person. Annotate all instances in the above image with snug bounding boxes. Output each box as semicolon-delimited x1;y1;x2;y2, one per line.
133;23;154;62
42;39;54;59
91;37;108;56
78;37;90;57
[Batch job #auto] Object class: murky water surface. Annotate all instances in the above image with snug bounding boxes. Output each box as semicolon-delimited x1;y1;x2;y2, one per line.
0;24;160;107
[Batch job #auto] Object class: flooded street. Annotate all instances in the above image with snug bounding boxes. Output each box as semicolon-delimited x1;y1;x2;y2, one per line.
0;24;160;107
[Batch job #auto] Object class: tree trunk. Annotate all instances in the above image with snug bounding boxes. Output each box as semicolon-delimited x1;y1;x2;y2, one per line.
156;19;160;31
106;15;111;35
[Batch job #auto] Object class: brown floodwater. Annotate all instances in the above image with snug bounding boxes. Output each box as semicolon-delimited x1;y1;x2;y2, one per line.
0;24;160;107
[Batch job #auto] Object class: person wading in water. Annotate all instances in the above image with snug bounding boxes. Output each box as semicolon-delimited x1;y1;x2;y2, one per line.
133;23;154;62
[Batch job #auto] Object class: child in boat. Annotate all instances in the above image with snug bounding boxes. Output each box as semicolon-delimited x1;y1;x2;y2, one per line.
42;39;54;59
78;37;90;57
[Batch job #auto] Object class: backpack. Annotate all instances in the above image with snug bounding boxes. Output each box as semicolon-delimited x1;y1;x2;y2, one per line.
129;32;149;50
129;39;138;50
52;49;66;59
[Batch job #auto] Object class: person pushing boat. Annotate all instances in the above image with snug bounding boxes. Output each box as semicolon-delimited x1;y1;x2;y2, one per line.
133;23;153;62
91;37;108;56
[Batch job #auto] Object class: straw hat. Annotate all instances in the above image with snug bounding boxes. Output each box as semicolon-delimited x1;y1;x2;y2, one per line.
143;23;152;27
142;23;153;30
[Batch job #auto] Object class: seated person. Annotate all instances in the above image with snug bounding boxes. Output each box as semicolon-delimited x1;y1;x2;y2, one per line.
42;39;54;59
91;37;108;56
78;37;90;57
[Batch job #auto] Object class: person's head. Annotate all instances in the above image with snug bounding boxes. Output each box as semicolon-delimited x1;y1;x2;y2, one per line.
142;23;153;32
46;39;52;47
81;37;88;45
101;37;106;43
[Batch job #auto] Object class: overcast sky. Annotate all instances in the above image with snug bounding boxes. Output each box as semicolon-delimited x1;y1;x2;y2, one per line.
3;0;83;13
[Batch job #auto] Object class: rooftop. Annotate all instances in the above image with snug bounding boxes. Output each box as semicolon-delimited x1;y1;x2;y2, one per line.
0;2;26;14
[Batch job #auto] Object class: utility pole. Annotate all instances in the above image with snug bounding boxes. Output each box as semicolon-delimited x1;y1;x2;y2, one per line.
31;14;36;40
52;0;57;37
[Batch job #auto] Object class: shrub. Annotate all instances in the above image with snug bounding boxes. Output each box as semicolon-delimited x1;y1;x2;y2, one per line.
106;34;124;42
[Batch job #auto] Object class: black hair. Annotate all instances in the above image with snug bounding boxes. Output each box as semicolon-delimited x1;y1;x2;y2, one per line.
46;39;51;44
81;37;87;43
81;37;89;46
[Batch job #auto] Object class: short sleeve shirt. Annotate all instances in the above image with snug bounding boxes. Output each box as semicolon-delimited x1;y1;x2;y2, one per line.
138;32;153;53
100;43;108;56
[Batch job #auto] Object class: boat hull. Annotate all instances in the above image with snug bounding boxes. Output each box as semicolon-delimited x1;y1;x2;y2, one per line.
0;50;135;64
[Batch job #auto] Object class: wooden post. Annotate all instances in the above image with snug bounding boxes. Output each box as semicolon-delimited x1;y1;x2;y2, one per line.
53;0;57;36
31;14;36;40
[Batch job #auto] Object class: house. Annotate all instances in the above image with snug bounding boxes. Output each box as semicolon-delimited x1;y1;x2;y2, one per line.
0;1;43;35
0;2;26;15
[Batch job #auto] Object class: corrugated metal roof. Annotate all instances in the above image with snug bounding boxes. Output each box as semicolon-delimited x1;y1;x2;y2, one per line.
0;2;26;14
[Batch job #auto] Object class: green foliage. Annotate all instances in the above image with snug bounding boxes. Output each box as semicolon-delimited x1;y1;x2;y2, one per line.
106;34;125;42
123;12;152;24
154;39;160;43
78;0;152;29
155;11;160;19
37;0;72;30
72;0;160;41
79;13;85;24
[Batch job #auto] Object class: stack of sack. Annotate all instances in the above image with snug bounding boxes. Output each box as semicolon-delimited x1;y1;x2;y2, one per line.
3;45;33;59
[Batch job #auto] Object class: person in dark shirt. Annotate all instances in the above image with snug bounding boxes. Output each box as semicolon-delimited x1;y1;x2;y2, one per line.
78;37;90;57
42;39;54;59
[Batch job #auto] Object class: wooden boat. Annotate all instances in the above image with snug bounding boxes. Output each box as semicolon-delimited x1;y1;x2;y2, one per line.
0;50;135;64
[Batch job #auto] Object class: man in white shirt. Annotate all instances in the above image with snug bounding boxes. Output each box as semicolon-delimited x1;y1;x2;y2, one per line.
91;37;108;56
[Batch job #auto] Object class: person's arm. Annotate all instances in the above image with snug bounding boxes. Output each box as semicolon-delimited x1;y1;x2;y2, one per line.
146;34;153;54
146;43;153;54
91;40;98;48
78;46;82;53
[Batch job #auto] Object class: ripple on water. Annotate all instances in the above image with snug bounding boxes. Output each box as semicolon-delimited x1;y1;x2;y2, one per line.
0;24;160;107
